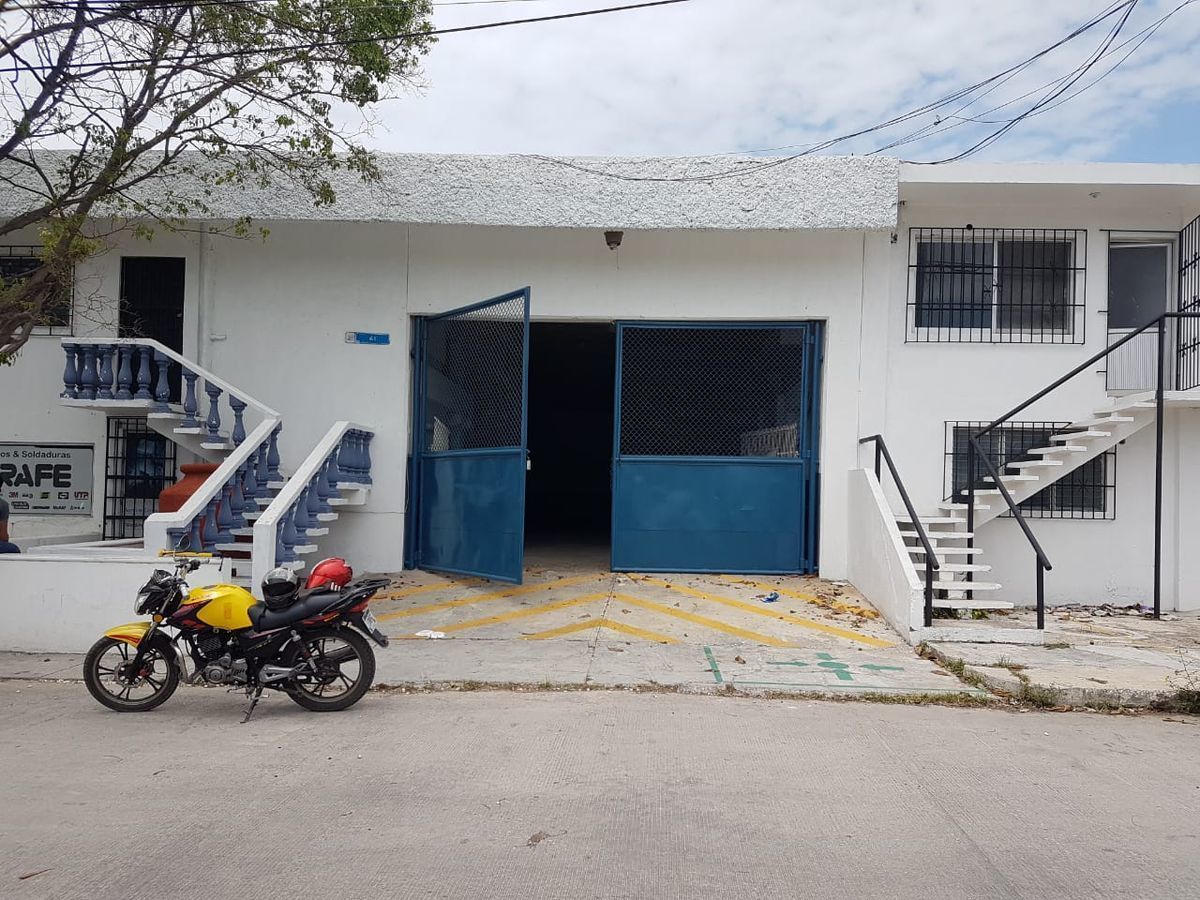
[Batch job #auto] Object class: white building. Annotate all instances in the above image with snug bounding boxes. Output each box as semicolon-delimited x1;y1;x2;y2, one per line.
2;154;1198;650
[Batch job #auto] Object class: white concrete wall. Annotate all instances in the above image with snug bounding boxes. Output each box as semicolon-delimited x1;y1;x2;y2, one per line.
878;189;1200;609
846;468;923;638
1;552;225;653
188;222;882;578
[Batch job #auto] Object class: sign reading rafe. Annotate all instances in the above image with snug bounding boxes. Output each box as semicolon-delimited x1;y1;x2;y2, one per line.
0;443;94;515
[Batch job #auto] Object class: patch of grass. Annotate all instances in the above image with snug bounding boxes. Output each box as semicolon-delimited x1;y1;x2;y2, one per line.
1015;680;1061;709
1044;641;1071;650
917;644;991;692
993;656;1027;674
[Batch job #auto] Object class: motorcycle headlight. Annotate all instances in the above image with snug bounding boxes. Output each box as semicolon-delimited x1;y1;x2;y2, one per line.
135;589;153;615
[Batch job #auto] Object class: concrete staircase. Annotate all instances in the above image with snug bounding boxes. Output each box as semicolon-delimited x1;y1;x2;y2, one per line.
893;392;1186;620
58;339;373;594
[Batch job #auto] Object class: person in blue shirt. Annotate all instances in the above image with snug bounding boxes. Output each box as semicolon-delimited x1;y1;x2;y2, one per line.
0;497;20;553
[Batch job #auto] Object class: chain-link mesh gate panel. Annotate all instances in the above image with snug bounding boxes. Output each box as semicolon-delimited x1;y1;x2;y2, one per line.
618;326;809;457
423;295;527;452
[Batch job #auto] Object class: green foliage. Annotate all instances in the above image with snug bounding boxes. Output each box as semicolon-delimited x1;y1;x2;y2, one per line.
0;0;435;358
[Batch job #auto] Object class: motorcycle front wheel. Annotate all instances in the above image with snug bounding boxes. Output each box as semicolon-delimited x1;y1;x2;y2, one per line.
83;637;179;712
285;627;376;712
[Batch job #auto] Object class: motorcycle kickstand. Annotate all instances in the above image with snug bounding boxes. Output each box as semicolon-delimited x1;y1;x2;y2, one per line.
240;686;264;724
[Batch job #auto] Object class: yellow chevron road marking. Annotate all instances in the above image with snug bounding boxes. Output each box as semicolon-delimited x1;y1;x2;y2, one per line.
410;593;610;635
718;575;881;620
523;617;677;644
373;578;478;602
630;578;893;648
374;574;599;622
611;593;794;647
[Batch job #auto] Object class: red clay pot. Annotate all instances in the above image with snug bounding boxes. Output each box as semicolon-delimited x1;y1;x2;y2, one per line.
158;462;221;513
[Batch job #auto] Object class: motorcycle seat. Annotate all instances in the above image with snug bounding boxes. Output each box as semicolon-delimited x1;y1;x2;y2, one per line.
247;589;343;632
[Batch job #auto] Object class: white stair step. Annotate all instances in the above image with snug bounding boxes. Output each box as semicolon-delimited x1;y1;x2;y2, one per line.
147;408;185;420
1066;415;1135;429
280;560;307;572
1008;459;1063;469
230;527;254;537
1050;430;1110;442
306;527;329;537
1029;445;1086;455
934;563;992;574
267;480;288;490
336;481;368;490
315;512;338;522
294;544;318;554
200;441;232;451
932;580;1001;591
254;497;274;508
940;502;993;512
327;497;353;507
897;516;963;525
984;474;1040;483
910;546;984;557
905;531;975;541
931;598;1015;610
215;543;250;554
174;426;203;435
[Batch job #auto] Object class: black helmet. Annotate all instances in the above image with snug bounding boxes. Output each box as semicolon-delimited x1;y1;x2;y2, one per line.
261;566;300;610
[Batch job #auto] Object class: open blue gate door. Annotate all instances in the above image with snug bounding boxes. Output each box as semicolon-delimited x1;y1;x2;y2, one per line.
612;322;823;574
413;289;530;583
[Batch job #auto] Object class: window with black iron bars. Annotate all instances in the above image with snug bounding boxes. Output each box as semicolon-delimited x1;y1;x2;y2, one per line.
0;245;72;333
945;421;1115;520
908;228;1086;344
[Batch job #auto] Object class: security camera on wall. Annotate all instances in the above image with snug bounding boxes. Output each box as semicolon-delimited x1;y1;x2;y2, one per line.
605;230;623;250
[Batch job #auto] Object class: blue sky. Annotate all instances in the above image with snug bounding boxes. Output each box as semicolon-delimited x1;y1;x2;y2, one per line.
362;0;1200;163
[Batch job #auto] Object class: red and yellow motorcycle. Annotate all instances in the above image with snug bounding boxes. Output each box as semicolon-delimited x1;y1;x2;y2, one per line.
83;555;389;720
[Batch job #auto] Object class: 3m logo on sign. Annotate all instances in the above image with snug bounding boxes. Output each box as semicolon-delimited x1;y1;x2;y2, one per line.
0;443;94;516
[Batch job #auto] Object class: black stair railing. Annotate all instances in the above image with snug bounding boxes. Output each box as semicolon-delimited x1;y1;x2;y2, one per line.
968;311;1200;627
859;435;940;627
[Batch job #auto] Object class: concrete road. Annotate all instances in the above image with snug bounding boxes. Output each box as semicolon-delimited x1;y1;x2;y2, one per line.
2;683;1199;900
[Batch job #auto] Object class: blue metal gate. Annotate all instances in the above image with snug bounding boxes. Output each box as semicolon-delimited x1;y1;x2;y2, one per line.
611;322;823;574
410;289;531;583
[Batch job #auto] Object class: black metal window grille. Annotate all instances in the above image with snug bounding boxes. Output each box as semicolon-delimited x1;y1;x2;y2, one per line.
945;421;1115;520
618;326;811;457
0;245;72;332
103;417;177;539
1179;214;1200;390
908;228;1086;343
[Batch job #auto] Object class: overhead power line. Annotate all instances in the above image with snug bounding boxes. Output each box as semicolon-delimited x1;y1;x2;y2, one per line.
0;0;695;73
529;0;1195;180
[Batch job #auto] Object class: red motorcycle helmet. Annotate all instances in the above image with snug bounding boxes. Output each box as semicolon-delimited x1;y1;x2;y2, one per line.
305;557;354;591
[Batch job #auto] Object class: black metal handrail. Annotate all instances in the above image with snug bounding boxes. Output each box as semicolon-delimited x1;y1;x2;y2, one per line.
859;434;940;627
967;311;1200;627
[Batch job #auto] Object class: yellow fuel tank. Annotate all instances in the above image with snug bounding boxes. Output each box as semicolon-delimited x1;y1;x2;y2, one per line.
190;584;258;631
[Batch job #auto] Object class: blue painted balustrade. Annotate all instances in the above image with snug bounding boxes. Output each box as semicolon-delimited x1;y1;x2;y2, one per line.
61;343;255;444
166;430;276;553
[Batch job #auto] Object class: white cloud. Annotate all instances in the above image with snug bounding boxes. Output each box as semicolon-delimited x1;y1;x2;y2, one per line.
356;0;1200;162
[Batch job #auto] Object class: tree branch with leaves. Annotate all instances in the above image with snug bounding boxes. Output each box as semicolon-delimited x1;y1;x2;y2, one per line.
0;0;434;363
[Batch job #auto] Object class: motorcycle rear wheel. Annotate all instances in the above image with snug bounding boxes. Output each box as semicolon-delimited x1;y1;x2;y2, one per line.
84;637;179;712
285;627;375;712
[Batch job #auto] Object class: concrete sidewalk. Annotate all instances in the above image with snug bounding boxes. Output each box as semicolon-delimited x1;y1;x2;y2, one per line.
0;638;986;699
927;607;1200;708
